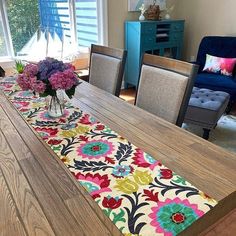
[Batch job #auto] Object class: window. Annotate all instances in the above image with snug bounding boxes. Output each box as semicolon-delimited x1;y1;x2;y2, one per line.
1;0;107;61
75;0;107;46
0;1;13;58
6;0;40;55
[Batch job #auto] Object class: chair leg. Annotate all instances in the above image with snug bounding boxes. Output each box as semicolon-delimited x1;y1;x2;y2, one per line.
202;128;210;140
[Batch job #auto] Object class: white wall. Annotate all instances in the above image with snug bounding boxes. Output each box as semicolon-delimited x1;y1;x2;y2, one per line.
172;0;236;60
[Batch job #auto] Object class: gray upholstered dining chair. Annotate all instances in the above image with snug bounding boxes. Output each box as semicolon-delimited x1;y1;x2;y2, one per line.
89;44;127;97
135;54;199;127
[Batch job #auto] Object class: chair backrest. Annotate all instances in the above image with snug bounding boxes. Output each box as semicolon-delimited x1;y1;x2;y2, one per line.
196;36;236;71
89;44;127;96
136;54;199;126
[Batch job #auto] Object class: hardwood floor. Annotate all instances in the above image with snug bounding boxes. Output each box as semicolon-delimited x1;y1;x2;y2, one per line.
119;87;136;104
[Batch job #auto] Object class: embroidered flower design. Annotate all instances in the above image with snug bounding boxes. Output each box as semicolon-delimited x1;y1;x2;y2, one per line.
34;127;58;139
61;125;90;138
112;165;133;178
48;139;63;145
77;140;114;159
160;169;173;179
73;172;111;198
149;198;205;235
115;177;139;194
132;149;161;170
133;170;153;185
102;196;123;209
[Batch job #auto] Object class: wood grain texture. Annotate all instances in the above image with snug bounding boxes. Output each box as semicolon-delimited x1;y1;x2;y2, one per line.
200;209;236;236
0;79;236;235
0;169;26;236
0;129;54;236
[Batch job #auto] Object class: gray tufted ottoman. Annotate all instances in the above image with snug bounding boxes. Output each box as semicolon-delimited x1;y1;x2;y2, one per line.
184;87;230;139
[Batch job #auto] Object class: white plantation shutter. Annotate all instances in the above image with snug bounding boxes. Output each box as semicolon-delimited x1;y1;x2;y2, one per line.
75;0;99;47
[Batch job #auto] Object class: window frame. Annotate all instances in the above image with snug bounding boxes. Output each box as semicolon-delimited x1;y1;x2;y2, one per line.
97;0;108;46
0;0;14;59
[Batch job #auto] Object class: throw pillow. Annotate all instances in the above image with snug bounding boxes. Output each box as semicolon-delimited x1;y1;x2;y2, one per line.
203;54;236;76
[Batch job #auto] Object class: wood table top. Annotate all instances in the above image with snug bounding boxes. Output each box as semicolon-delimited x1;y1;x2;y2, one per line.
0;80;235;235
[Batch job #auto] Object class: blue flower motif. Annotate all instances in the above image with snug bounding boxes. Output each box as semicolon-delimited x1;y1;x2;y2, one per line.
112;165;132;177
61;123;77;130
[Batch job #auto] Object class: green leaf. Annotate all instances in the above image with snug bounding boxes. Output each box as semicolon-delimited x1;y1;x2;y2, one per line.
112;209;126;224
65;85;76;98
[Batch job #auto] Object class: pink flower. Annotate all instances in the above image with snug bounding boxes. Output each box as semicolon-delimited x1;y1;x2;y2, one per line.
16;74;31;90
23;64;38;77
30;77;46;94
49;69;77;90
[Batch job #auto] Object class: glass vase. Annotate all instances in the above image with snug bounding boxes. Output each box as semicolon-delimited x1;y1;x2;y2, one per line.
47;95;64;118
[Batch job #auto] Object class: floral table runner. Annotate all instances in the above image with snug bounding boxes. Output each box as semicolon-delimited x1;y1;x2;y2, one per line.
0;77;217;236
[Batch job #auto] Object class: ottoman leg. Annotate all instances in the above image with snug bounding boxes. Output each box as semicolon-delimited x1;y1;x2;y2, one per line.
203;128;210;140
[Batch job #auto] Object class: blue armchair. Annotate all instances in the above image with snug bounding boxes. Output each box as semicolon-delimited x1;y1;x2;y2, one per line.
194;36;236;111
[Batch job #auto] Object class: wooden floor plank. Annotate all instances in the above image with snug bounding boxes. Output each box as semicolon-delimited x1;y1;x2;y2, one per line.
0;130;55;236
0;168;26;236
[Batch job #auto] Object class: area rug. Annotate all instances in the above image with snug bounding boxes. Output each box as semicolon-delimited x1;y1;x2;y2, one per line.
183;115;236;153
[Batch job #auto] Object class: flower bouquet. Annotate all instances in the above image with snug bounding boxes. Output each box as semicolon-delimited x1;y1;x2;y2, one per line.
16;58;80;117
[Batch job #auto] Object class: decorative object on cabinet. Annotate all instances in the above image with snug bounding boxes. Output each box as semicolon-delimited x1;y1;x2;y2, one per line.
146;0;160;20
139;4;146;21
164;5;175;19
125;20;185;88
128;0;166;12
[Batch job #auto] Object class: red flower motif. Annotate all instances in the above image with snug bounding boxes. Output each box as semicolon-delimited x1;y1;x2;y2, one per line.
48;139;63;145
72;172;111;198
79;135;89;142
59;118;66;123
35;127;58;138
160;169;173;179
80;114;91;125
20;108;29;112
132;149;161;170
143;189;159;202
105;156;115;164
95;124;105;130
102;196;123;209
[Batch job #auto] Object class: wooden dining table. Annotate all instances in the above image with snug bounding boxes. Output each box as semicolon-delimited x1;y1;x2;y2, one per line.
0;80;235;236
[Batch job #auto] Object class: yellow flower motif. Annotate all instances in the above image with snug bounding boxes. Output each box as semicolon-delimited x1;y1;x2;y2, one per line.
32;102;44;108
61;130;77;138
133;170;153;185
61;126;90;138
115;177;139;194
75;126;90;134
60;156;70;164
199;191;217;203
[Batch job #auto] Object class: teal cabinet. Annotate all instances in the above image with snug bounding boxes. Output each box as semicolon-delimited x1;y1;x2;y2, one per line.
125;20;185;87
